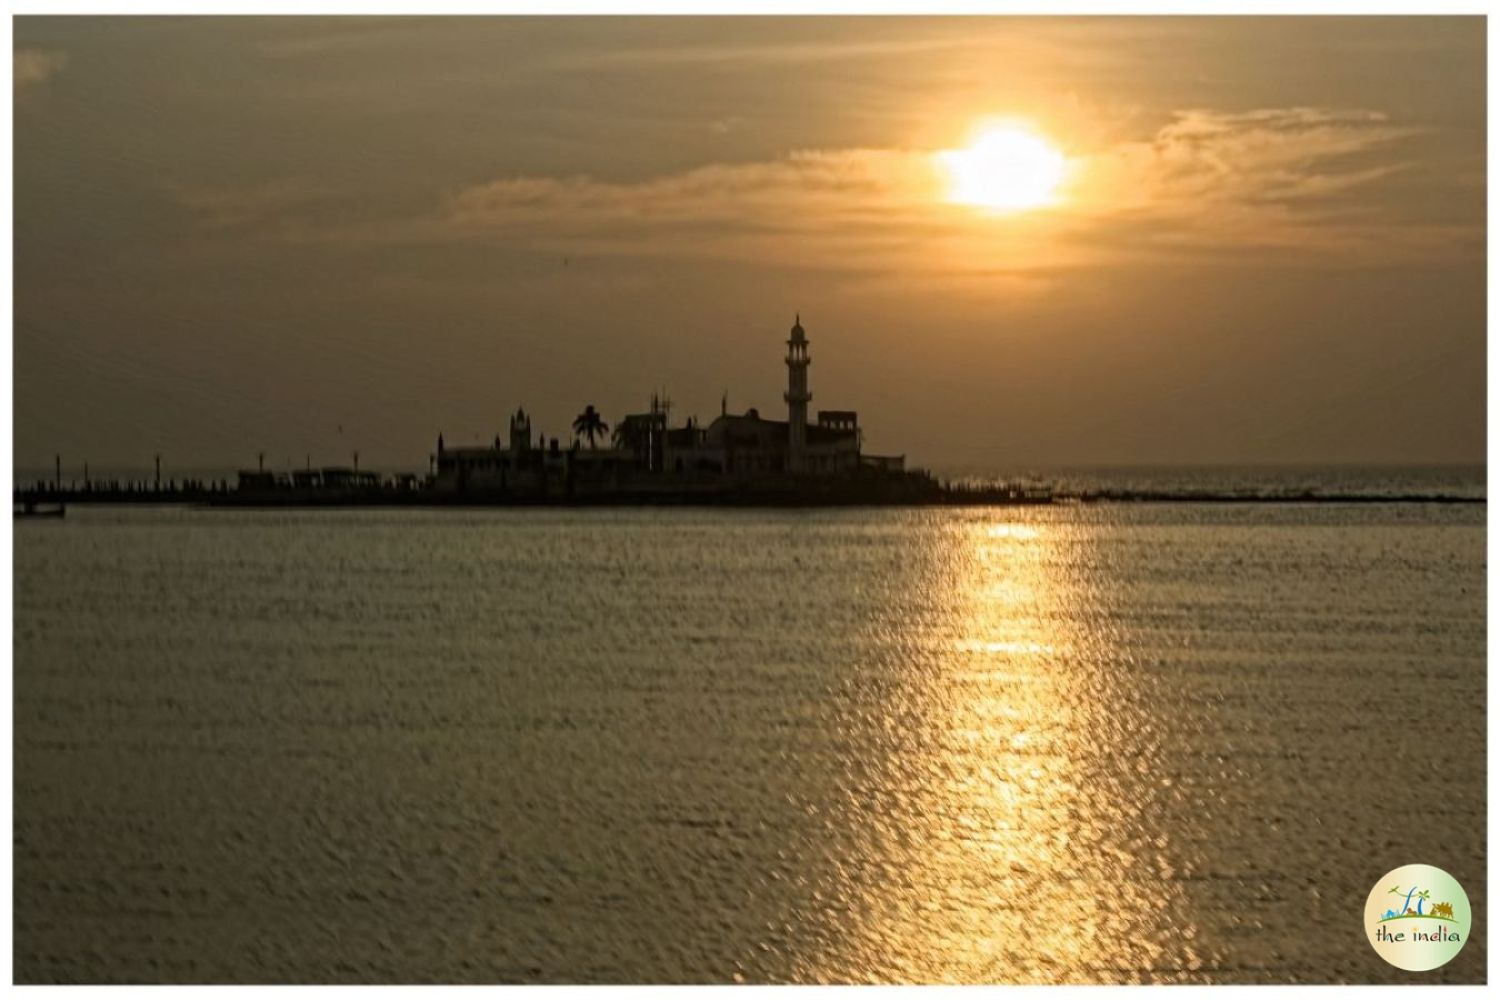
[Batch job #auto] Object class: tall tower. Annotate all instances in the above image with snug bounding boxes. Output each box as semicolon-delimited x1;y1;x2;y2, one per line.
784;314;812;473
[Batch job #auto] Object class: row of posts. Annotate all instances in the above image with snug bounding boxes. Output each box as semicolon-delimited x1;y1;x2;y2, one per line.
41;450;366;490
45;453;165;490
44;453;161;490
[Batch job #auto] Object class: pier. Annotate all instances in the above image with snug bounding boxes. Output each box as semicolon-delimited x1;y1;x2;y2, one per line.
12;475;1054;509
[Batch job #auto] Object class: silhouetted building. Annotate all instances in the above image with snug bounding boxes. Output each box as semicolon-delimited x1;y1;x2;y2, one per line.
236;466;386;493
430;316;903;494
293;467;380;490
237;470;277;491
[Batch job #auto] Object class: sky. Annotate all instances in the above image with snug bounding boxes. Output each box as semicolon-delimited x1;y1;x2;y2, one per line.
12;16;1487;475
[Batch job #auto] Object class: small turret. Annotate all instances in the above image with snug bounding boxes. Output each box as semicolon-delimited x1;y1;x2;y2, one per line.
509;407;532;456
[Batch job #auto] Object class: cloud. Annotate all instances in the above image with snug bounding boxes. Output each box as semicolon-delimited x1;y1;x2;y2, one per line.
181;105;1478;276
169;179;342;231
251;18;438;60
447;148;936;231
432;106;1465;271
556;33;985;70
1042;106;1479;263
433;147;980;275
540;18;1214;76
14;49;67;92
1078;108;1416;214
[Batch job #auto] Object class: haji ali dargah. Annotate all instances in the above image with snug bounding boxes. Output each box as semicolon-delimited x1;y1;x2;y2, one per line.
224;315;1046;505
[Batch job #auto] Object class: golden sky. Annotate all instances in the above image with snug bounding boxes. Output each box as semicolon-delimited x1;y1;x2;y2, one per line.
13;17;1486;472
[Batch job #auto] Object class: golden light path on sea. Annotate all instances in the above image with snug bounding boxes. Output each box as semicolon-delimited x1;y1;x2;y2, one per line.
795;512;1204;983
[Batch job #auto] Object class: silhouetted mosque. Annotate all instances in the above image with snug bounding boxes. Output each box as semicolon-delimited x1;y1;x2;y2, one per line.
432;316;905;494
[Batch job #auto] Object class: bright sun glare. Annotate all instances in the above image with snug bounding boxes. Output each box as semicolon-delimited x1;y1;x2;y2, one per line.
937;121;1069;214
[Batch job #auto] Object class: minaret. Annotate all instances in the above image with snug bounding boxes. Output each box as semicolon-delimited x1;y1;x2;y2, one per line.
784;314;811;473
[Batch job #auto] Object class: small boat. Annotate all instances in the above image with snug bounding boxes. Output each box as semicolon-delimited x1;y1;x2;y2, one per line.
14;500;65;519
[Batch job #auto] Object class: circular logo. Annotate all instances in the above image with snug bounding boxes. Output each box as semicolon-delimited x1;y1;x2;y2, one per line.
1364;864;1472;971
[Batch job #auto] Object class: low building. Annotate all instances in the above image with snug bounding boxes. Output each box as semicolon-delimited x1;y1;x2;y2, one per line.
238;466;386;493
434;408;640;493
237;470;278;491
291;467;381;490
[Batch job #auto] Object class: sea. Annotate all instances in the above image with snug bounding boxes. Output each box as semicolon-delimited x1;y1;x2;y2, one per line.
11;465;1487;984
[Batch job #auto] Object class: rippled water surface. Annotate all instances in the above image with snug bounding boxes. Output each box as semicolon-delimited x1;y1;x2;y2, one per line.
13;504;1486;983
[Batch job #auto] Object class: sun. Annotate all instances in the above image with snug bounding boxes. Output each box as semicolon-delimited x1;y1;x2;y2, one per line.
937;120;1070;214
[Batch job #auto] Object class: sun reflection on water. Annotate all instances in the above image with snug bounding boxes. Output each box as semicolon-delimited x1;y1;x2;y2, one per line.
800;511;1205;983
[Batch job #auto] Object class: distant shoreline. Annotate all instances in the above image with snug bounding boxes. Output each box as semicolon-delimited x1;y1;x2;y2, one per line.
11;488;1486;509
1059;491;1484;505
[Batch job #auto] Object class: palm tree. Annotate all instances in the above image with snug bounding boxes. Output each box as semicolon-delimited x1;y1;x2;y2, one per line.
1415;889;1431;915
572;405;609;449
